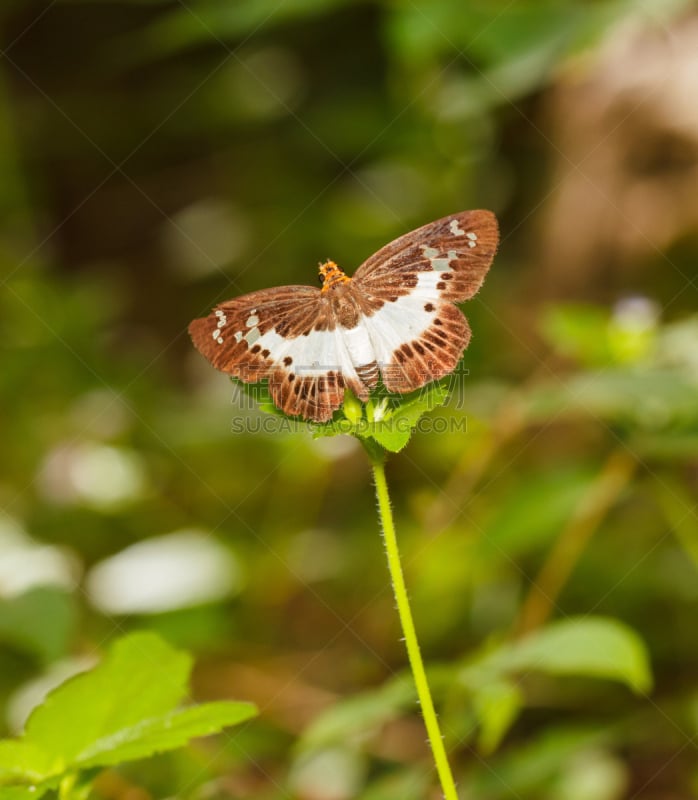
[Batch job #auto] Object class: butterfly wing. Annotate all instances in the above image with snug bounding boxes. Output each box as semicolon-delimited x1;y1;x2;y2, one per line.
351;210;498;392
189;285;363;422
353;209;498;302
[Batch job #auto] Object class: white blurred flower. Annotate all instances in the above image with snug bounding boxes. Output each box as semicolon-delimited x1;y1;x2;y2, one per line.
86;529;243;615
611;296;660;334
0;515;79;596
38;442;147;510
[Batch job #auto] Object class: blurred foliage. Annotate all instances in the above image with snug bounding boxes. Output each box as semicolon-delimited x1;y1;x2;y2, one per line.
1;0;697;798
0;632;256;798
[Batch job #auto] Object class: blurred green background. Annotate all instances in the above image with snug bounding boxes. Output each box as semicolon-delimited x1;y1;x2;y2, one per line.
1;0;698;797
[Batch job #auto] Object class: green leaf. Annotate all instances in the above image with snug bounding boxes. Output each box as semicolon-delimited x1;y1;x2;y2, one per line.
479;466;595;559
0;742;52;784
74;701;257;770
463;724;614;798
299;676;416;751
652;476;698;570
472;681;523;755
467;617;652;694
0;633;258;791
25;632;191;768
121;0;353;62
540;302;658;368
524;368;698;431
368;381;451;453
0;787;51;800
539;305;614;367
0;588;76;664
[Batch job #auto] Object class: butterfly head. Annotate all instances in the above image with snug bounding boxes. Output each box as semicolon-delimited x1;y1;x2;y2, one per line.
319;260;350;293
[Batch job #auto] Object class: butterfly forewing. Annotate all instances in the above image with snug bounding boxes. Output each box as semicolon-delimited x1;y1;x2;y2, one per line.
189;210;498;422
353;209;498;302
349;209;497;392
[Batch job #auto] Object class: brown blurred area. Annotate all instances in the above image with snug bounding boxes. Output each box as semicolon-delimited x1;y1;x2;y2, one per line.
539;12;698;299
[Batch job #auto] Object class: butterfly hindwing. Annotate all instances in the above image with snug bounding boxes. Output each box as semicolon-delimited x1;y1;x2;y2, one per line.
358;297;470;393
189;286;364;421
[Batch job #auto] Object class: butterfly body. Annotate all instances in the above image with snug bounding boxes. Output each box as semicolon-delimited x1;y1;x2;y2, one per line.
189;210;498;422
318;259;350;292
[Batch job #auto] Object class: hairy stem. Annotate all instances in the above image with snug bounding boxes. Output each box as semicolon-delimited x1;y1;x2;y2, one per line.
370;453;459;800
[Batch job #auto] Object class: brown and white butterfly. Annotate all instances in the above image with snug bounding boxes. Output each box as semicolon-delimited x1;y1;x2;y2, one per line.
189;210;498;422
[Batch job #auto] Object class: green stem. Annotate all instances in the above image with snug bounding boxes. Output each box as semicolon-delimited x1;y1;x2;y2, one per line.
370;453;459;800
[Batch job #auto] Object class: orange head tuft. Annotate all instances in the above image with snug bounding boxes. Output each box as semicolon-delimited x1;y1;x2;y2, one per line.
318;260;350;292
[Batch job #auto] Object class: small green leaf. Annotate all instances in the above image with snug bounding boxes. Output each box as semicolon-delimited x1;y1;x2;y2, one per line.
25;632;191;768
541;302;659;368
74;701;257;770
369;381;451;453
539;305;613;366
299;677;415;751
467;617;652;694
342;389;363;425
472;681;523;755
369;422;413;453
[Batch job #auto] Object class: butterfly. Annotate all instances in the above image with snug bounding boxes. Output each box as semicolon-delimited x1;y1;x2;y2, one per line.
189;210;499;422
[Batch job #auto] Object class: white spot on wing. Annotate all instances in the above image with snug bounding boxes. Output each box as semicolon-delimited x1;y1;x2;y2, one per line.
420;244;457;271
234;331;243;343
449;219;466;236
432;249;458;271
246;315;260;328
245;328;260;345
